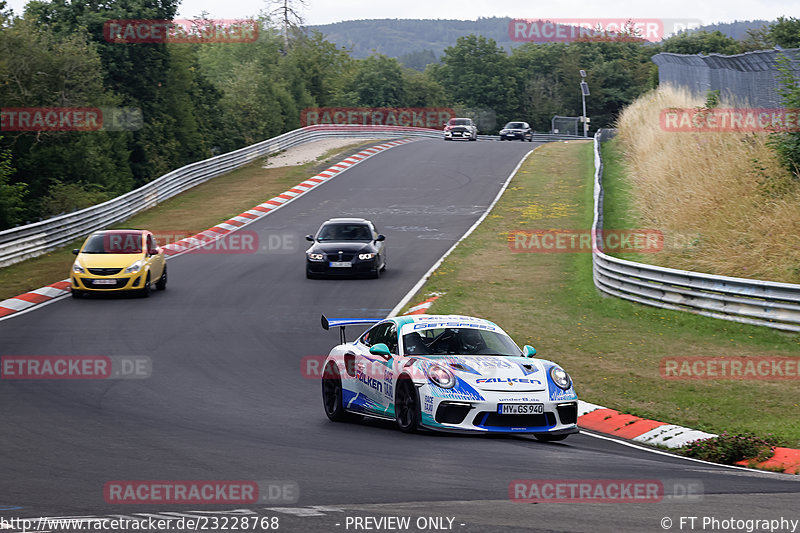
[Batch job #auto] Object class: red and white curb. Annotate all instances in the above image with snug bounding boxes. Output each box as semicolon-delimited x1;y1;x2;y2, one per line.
0;280;71;319
0;139;416;321
404;293;444;315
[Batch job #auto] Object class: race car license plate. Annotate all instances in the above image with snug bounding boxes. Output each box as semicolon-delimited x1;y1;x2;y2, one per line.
498;403;544;415
453;132;462;136
329;261;352;268
92;279;116;285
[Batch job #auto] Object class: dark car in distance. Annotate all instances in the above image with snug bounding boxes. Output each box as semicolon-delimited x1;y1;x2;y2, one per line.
499;121;533;142
305;218;386;279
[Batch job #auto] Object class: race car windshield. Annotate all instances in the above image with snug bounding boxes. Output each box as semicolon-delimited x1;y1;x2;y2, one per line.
506;122;525;129
81;233;142;254
403;328;522;356
449;119;471;126
317;224;373;241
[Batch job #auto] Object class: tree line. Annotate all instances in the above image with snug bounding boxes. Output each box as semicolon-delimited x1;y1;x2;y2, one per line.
0;1;797;230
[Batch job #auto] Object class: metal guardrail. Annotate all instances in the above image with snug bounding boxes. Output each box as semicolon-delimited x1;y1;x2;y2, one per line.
0;125;583;268
591;130;800;333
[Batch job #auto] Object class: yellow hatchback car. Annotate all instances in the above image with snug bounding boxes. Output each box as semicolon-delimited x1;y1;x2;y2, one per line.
71;229;167;298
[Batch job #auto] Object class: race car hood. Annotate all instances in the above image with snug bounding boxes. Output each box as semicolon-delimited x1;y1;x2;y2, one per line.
76;252;144;269
419;355;548;392
308;242;375;254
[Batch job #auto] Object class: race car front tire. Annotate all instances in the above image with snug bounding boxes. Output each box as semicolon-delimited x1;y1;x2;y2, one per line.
395;375;421;433
535;433;569;442
322;363;356;422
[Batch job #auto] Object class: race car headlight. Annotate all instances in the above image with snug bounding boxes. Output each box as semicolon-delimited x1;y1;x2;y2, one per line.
550;366;572;390
426;364;455;389
307;253;324;260
72;262;85;274
358;253;376;260
124;260;143;274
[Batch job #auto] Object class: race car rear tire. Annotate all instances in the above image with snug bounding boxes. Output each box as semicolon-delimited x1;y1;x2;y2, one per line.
535;433;569;442
395;376;421;433
322;363;354;422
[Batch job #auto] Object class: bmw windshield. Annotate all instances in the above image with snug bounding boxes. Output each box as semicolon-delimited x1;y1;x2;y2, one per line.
316;224;373;241
402;327;522;356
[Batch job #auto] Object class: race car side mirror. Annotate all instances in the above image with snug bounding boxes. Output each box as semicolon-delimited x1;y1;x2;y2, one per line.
523;345;537;357
72;249;80;255
305;235;314;242
376;234;385;242
369;343;392;358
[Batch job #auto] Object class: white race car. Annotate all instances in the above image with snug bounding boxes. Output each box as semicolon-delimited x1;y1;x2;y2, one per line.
320;314;579;441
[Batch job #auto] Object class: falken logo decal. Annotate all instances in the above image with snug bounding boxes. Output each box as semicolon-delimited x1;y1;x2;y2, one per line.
476;377;543;386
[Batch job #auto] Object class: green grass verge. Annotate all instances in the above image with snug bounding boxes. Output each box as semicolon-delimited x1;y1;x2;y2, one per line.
0;140;382;301
399;140;800;447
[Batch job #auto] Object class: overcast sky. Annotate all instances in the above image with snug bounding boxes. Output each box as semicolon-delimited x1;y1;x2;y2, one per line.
4;0;793;27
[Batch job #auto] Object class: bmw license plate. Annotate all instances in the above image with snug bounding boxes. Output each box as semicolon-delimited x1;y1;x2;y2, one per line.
329;261;352;268
498;403;544;415
92;279;116;285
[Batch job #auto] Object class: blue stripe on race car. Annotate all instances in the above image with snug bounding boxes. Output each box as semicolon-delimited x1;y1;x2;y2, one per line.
429;374;485;402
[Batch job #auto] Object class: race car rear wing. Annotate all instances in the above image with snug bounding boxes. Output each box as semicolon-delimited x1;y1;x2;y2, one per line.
321;315;382;344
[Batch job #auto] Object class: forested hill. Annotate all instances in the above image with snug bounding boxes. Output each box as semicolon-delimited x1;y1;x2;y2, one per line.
309;17;772;66
308;17;517;60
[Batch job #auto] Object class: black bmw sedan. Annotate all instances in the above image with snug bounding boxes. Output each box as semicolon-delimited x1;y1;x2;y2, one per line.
305;218;386;279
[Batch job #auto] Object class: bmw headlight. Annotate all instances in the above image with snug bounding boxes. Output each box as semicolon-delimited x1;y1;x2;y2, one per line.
550;366;572;390
426;364;455;389
358;252;376;260
72;262;85;274
124;260;143;274
307;253;324;261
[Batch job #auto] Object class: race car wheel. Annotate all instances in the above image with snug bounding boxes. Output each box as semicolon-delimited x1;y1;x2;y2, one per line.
395;376;421;433
155;265;167;290
322;363;350;422
140;273;151;298
535;433;569;442
71;289;83;299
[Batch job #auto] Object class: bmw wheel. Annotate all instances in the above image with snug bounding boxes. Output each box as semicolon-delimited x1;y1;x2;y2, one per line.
395;376;421;433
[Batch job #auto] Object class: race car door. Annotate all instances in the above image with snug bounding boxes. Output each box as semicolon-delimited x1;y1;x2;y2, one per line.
355;321;397;417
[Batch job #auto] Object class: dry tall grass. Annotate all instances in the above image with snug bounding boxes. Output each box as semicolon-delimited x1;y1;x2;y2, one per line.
615;85;800;283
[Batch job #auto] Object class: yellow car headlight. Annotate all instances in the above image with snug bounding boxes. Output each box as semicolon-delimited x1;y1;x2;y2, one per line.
124;260;143;274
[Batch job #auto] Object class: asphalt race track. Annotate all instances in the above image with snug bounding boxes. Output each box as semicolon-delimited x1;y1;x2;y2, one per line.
1;139;798;533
